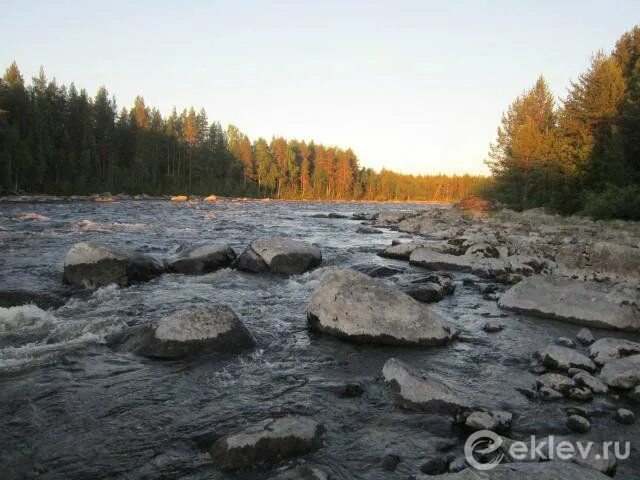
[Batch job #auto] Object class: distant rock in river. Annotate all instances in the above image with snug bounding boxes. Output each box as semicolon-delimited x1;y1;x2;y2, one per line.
236;236;322;275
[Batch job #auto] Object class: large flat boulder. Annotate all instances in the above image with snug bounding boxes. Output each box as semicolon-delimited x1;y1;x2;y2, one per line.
410;248;512;279
63;242;165;288
107;306;254;359
210;416;323;471
382;358;468;413
168;244;236;274
236;236;321;275
498;275;640;331
307;269;454;346
599;354;640;389
410;461;609;479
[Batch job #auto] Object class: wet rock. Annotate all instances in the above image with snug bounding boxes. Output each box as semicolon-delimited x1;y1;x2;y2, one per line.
566;414;591;433
535;345;596;373
556;337;576;349
356;226;382;234
589;338;640;365
615;408;635;424
0;289;66;310
210;415;323;471
236;236;322;275
382;358;468;414
567;387;593;402
538;386;564;401
107;306;254;359
535;373;574;393
410;461;611;479
308;269;454;346
270;466;329;480
599;354;640;389
327;212;347;219
168;244;236;274
573;372;608;394
401;282;447;303
381;453;401;471
352;264;404;278
448;457;467;473
420;457;450;475
465;410;512;432
378;241;425;260
483;321;504;333
352;212;378;221
319;381;364;398
498;275;640;331
576;328;595;346
63;241;165;288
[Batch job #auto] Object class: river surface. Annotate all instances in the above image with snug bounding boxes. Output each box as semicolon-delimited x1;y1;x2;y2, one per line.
0;200;638;479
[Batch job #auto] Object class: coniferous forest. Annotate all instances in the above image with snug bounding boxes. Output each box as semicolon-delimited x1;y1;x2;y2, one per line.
487;26;640;219
0;63;485;202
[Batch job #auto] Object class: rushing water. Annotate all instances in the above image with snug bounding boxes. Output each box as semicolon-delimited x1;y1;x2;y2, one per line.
0;200;638;479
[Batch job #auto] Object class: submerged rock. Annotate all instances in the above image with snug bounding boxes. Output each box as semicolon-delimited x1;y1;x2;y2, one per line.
63;241;164;288
498;275;640;331
210;415;323;471
382;358;468;413
270;466;329;480
107;306;254;359
356;226;382;234
615;408;635;424
0;289;66;310
411;461;610;479
236;236;322;275
168;244;236;274
307;269;454;346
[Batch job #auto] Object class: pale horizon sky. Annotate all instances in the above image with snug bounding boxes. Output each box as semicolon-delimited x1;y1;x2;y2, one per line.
2;1;638;176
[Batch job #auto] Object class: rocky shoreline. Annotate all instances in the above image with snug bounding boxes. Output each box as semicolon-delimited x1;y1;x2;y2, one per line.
1;200;640;479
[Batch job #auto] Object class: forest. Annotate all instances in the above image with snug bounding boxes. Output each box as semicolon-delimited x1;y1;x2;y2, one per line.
0;63;485;202
487;25;640;219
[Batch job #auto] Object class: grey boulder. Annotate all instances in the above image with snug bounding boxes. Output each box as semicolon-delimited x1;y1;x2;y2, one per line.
599;354;640;389
589;338;640;365
236;236;321;275
63;241;164;288
168;244;236;274
308;269;454;346
210;415;323;471
107;306;254;359
535;345;596;373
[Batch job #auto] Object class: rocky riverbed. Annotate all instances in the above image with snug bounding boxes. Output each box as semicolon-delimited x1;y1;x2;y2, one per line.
0;199;639;479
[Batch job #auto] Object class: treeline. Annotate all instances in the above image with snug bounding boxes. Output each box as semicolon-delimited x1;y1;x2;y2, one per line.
487;25;640;219
0;63;485;201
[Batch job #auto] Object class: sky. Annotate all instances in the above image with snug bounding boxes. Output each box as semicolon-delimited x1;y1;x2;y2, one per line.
2;1;638;176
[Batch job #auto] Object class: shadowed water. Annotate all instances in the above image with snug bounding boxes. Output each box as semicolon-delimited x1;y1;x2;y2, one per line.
0;200;638;479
